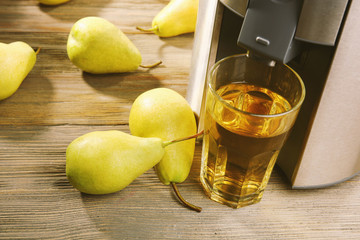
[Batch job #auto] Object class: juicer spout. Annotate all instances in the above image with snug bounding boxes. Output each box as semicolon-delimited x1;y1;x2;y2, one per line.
237;0;304;64
247;51;276;67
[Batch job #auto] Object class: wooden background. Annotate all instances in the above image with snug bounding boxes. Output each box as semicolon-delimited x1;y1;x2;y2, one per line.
0;0;359;239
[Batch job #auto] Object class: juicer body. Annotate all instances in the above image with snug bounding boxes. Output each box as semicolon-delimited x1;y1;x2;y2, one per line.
187;0;360;188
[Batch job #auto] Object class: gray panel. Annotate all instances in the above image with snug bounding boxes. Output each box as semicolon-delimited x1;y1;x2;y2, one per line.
295;0;349;45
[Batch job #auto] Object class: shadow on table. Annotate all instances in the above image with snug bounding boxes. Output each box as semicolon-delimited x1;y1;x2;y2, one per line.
0;74;54;138
79;145;211;239
82;70;163;101
157;33;194;60
38;0;115;21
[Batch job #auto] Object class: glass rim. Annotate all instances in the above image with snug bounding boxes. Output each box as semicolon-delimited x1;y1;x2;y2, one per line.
208;53;306;118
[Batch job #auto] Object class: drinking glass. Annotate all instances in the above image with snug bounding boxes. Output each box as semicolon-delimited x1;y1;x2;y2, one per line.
200;53;305;208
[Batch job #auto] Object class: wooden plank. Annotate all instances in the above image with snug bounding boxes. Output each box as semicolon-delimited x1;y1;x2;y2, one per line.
0;28;193;126
1;125;360;239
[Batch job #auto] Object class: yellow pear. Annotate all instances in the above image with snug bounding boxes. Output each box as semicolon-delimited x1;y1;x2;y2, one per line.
129;88;201;211
137;0;199;37
66;130;165;195
66;130;201;195
0;42;37;101
67;17;145;74
129;88;197;184
38;0;70;5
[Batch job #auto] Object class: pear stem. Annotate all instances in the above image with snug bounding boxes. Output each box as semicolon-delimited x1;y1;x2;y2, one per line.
35;47;41;55
162;130;204;148
139;60;162;69
171;182;202;212
136;25;158;34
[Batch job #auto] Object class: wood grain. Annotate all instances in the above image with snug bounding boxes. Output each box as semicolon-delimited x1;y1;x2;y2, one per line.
0;1;359;239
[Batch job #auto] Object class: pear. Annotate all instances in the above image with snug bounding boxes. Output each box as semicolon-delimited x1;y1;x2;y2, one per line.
67;17;157;74
137;0;199;37
0;42;37;101
66;130;201;195
66;130;165;195
38;0;70;5
129;88;201;211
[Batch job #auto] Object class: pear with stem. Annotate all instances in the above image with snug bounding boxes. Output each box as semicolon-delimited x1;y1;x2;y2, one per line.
67;17;161;74
137;0;199;37
66;130;202;196
129;88;202;212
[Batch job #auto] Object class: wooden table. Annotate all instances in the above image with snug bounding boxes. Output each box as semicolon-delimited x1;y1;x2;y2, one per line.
1;1;359;239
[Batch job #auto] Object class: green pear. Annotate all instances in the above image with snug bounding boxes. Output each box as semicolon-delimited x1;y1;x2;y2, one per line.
0;42;37;101
129;88;201;211
129;88;197;185
66;130;201;195
38;0;70;5
137;0;199;37
66;130;165;195
67;17;142;74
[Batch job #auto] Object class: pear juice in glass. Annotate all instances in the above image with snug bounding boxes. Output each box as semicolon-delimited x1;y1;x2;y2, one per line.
200;54;305;208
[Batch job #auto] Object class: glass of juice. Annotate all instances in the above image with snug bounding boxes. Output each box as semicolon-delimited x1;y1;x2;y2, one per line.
200;53;305;208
